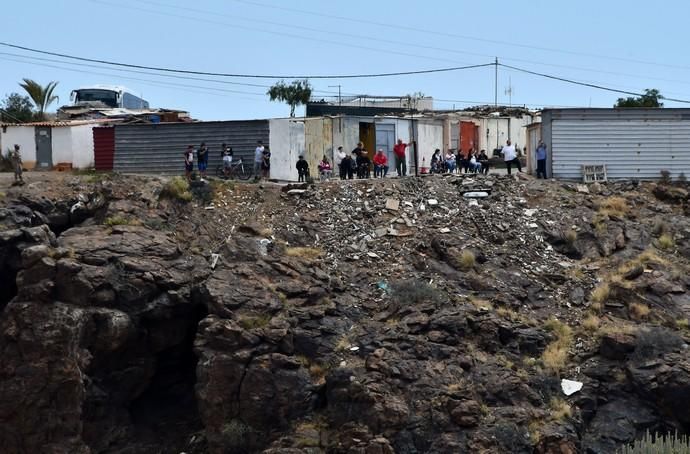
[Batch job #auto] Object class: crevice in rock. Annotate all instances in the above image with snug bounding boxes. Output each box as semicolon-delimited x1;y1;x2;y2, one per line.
0;250;20;312
126;302;208;451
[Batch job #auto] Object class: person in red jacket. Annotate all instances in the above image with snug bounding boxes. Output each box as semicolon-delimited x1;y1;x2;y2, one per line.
393;139;408;177
373;148;389;178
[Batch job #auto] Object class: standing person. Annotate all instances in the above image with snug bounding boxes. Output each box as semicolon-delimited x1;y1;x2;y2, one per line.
296;155;309;182
352;142;364;157
261;146;271;179
10;144;23;183
373;148;389;178
535;140;548;179
501;139;522;175
184;145;194;182
357;149;371;178
254;140;265;178
197;142;209;180
336;146;347;180
393;139;409;177
341;153;354;180
478;149;490;174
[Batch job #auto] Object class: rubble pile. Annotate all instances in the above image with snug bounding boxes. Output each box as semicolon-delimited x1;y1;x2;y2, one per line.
0;172;689;454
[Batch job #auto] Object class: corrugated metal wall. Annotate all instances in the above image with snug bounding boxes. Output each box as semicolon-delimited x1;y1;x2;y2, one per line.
93;127;114;171
551;119;690;179
113;121;270;175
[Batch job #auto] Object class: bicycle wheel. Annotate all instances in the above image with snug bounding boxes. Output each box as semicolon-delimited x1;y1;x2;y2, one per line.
236;164;252;180
216;165;225;178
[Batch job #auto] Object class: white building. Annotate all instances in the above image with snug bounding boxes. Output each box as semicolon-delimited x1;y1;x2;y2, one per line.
0;120;113;170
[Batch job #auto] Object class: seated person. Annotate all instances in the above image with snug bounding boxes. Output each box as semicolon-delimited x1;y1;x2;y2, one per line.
444;150;456;173
477;149;490;174
373;149;389;178
318;155;333;180
296;155;309;182
469;152;482;173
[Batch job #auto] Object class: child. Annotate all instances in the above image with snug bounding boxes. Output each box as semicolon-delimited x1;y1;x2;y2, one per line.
184;145;194;182
222;150;233;178
296;155;309;182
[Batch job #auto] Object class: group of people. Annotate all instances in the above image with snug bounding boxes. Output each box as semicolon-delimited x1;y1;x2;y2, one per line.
183;136;548;182
183;140;270;182
430;148;490;175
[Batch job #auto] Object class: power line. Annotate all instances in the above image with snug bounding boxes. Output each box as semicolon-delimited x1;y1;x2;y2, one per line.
229;0;690;72
0;41;494;79
129;0;690;91
0;107;24;123
499;63;690;104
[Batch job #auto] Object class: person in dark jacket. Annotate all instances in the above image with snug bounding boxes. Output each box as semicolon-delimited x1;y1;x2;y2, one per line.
296;155;309;182
356;150;371;178
341;154;354;179
478;149;490;174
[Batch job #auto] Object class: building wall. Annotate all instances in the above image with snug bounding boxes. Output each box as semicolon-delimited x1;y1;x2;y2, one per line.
51;127;72;166
479;115;532;155
414;121;444;170
0;126;36;168
268;118;305;181
542;108;690;180
70;125;96;168
304;117;333;174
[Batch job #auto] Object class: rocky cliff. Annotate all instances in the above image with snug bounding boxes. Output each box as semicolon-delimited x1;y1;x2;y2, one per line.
0;173;688;453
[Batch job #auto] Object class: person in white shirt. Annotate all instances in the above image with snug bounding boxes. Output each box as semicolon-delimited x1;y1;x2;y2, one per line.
335;146;347;179
254;140;265;177
501;139;522;175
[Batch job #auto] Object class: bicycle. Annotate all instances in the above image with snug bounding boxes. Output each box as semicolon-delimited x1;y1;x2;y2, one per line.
215;158;252;180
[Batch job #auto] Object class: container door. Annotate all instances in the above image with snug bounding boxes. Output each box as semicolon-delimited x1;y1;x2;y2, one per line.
35;126;53;169
375;123;395;165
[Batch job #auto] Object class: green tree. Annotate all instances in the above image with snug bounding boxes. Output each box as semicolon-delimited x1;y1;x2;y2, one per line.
615;88;663;108
0;92;35;122
267;79;312;117
19;79;59;120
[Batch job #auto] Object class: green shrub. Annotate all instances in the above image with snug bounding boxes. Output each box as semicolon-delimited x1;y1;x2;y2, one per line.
619;430;690;453
390;279;443;305
104;215;130;226
160;176;193;202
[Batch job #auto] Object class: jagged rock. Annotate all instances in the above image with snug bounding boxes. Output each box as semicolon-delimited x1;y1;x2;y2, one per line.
600;332;636;360
448;399;482;427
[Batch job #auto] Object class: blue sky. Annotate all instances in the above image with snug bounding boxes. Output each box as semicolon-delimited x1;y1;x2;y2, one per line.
3;0;690;120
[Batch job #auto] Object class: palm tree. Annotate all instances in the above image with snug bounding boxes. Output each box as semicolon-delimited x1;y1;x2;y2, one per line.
19;79;59;121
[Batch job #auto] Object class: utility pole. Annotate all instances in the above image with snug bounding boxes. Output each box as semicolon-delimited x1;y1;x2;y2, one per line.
494;57;499;151
328;85;342;106
494;57;498;107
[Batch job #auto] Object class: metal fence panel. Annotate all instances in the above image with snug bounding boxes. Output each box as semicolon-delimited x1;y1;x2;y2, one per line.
551;119;690;179
113;121;270;175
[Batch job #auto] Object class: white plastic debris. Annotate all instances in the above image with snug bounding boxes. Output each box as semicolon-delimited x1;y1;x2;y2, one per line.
349;346;360;352
462;191;489;198
427;199;438;206
561;379;583;396
210;253;220;269
439;227;451;233
467;199;479;207
418;203;426;212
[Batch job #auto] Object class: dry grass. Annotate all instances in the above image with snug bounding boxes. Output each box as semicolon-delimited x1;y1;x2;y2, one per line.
160;176;193;202
308;363;328;381
675;318;689;330
563;229;578;246
590;283;610;305
598;321;637;337
541;318;573;374
598;196;629;218
334;334;351;352
657;233;675;250
496;306;525;323
629;302;650;320
582;314;601;332
468;296;493;311
549;398;573;421
238;314;271;330
458;250;476;271
104;215;133;226
590;301;603;314
285;247;323;259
